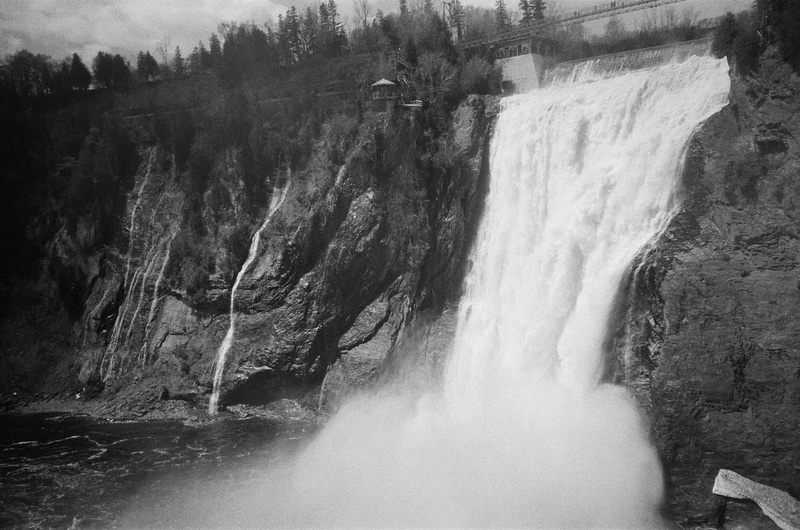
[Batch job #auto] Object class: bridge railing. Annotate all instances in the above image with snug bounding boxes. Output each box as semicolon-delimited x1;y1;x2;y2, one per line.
461;0;687;50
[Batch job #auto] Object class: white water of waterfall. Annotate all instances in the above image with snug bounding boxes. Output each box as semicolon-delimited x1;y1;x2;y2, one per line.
156;56;731;528
446;54;730;409
208;178;291;414
140;233;175;365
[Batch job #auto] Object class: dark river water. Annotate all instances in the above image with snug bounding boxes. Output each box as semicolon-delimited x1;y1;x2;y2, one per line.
0;412;315;528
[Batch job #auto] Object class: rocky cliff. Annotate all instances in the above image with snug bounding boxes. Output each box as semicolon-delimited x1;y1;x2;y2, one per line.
0;95;497;419
620;49;800;526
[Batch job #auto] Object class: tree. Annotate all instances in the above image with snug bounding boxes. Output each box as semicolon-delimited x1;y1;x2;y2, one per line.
137;51;148;81
604;16;626;40
711;12;737;59
519;0;532;26
460;56;500;94
70;53;92;91
209;33;223;67
399;0;409;17
712;11;759;75
301;7;320;58
7;50;53;97
173;46;186;76
414;52;457;103
145;52;160;79
156;36;172;76
354;0;372;28
111;54;132;87
495;0;510;32
92;51;114;88
285;7;303;62
755;0;800;71
531;0;546;22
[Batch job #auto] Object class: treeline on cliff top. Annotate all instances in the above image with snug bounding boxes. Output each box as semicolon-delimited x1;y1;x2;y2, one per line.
0;4;508;316
2;0;798;284
711;0;800;75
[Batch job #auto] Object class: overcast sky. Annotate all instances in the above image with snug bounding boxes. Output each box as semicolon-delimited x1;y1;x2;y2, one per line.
1;0;751;63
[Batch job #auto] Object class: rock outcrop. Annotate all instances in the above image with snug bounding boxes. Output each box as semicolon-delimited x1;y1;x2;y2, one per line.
619;52;800;525
1;95;497;418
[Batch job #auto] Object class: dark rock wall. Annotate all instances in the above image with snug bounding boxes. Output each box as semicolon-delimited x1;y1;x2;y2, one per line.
1;96;496;415
620;56;800;523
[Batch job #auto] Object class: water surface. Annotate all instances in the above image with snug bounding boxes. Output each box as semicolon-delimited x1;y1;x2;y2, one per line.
0;412;313;528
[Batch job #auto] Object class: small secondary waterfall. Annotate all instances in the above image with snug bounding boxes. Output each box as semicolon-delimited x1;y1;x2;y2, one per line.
208;177;291;414
162;55;731;528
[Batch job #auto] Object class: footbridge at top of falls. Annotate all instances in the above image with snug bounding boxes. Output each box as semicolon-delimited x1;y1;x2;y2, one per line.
460;0;690;53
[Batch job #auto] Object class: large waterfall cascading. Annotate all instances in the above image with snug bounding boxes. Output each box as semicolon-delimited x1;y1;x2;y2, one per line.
160;55;731;528
447;54;731;408
208;177;291;414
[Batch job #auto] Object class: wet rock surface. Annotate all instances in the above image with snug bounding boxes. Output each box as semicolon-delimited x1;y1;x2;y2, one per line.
621;56;800;526
2;96;497;420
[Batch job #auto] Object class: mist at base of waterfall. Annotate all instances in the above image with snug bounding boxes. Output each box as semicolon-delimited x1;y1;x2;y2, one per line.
133;55;731;529
142;382;664;529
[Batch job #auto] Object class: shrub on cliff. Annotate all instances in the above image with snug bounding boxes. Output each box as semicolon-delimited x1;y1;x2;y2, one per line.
165;228;214;303
63;117;139;248
459;56;501;95
755;0;800;71
712;11;760;75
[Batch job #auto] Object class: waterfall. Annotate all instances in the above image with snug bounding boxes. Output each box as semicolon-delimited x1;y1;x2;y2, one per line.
446;54;730;408
208;177;291;414
140;233;175;366
163;56;731;528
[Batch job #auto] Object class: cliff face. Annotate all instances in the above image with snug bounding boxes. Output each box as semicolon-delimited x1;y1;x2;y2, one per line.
0;96;496;417
621;53;800;524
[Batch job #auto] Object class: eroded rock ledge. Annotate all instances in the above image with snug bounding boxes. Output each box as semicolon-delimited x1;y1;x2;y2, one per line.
619;55;800;526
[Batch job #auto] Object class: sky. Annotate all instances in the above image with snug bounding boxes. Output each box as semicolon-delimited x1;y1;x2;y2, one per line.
0;0;751;63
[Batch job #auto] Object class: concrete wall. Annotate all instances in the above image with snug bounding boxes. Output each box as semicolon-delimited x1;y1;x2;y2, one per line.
500;53;545;94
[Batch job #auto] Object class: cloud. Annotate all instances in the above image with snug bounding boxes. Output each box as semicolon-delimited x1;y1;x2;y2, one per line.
1;0;747;64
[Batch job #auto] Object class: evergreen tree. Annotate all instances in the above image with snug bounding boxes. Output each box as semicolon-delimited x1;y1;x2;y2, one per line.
285;7;303;62
495;0;510;32
137;51;148;80
319;3;331;55
198;42;211;70
69;52;92;91
188;45;201;73
111;54;131;87
330;0;349;55
301;7;320;59
519;0;532;26
50;59;72;95
173;46;186;76
531;0;546;22
145;51;160;79
209;33;223;67
92;51;114;88
755;0;800;70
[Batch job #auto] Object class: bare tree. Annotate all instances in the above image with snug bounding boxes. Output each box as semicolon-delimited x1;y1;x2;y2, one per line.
353;0;372;28
156;35;172;72
639;9;656;31
659;6;677;29
681;6;700;27
547;0;564;18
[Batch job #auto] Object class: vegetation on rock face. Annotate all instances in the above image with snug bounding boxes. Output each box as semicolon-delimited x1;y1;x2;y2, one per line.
712;0;800;75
